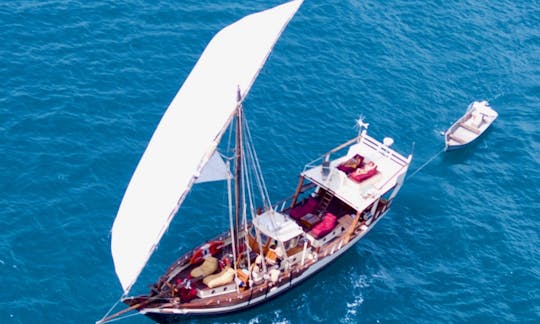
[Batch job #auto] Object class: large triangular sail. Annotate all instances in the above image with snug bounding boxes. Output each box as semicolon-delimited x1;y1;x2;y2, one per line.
111;0;304;295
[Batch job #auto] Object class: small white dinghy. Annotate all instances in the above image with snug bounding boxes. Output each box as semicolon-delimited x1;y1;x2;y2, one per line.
444;100;498;151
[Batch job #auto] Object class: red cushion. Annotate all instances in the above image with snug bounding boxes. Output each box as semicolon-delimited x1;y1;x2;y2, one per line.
348;163;377;183
289;197;318;220
337;154;364;174
310;213;337;238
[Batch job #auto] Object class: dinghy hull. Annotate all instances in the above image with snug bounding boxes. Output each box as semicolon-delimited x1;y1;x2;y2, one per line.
444;100;498;151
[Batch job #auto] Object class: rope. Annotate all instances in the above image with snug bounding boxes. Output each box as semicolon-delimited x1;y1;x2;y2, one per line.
407;149;444;180
487;91;504;102
243;116;272;207
99;311;142;323
96;298;121;324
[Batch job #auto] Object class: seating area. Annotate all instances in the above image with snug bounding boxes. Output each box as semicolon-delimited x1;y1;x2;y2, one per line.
309;212;338;239
337;153;364;174
348;161;377;183
202;267;235;289
187;255;238;290
469;110;484;128
289;197;319;220
337;154;378;183
299;213;321;230
190;256;218;278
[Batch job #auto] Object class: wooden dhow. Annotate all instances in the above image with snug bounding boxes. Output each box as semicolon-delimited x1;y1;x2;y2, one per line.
98;1;412;323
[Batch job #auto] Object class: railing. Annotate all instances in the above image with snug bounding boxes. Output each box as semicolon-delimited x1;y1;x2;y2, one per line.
303;136;361;171
303;132;409;174
271;182;316;212
375;161;410;191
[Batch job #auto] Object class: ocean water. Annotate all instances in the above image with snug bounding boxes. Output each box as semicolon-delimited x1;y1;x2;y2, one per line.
1;0;539;323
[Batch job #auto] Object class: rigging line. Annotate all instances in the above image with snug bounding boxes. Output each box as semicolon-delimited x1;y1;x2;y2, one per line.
245;138;265;207
241;119;280;260
97;298;121;324
240;136;253;270
243;138;259;222
242;118;278;230
227;160;238;278
242;121;277;227
406;148;445;180
242;126;256;210
242;119;263;202
243;116;272;207
246;138;269;209
243;150;254;215
240;178;253;272
99;311;142;323
242;138;273;267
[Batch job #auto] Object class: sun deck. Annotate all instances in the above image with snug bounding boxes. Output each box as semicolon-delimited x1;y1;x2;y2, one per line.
302;133;410;212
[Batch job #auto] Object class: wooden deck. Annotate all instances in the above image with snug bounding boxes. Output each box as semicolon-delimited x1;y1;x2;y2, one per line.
129;210;372;314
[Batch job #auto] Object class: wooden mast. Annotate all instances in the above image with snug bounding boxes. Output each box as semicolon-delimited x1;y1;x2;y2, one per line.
233;88;243;263
290;176;305;208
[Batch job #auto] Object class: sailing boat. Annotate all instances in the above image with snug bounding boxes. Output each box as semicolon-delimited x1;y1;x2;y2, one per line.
99;1;412;322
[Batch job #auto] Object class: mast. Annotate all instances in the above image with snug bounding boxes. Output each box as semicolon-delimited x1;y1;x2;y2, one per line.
233;88;243;263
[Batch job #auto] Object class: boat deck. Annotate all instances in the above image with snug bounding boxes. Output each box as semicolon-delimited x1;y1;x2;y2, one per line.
125;133;411;318
303;133;410;212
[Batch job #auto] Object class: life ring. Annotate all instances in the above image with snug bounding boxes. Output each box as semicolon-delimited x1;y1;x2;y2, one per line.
189;240;224;265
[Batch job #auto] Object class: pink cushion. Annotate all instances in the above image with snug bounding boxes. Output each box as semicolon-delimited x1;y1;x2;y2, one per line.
348;162;377;183
289;197;318;220
310;213;337;238
337;154;364;174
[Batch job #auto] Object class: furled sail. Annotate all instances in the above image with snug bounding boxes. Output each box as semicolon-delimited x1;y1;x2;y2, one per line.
111;0;304;294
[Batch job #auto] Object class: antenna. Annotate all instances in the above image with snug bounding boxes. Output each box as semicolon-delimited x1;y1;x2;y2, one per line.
356;116;369;141
356;117;369;133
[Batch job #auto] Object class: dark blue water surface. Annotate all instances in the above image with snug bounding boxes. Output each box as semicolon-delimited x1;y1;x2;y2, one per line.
1;1;539;323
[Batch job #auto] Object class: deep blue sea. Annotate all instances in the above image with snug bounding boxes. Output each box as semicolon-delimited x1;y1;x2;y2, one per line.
1;0;539;323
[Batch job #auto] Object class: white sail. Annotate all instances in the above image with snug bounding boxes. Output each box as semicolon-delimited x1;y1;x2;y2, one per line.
195;151;231;183
111;0;304;294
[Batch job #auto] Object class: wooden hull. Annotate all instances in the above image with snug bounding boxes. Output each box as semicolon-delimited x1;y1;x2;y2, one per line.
125;207;390;322
105;128;412;324
445;135;481;151
114;131;412;324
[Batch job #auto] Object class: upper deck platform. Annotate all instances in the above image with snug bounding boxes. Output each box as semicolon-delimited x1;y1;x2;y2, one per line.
302;131;411;212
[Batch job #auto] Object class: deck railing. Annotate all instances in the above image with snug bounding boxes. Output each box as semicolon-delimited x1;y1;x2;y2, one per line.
303;133;409;173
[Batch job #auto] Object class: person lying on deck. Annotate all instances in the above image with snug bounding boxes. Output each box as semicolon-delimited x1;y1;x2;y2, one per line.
337;153;364;174
348;161;377;183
